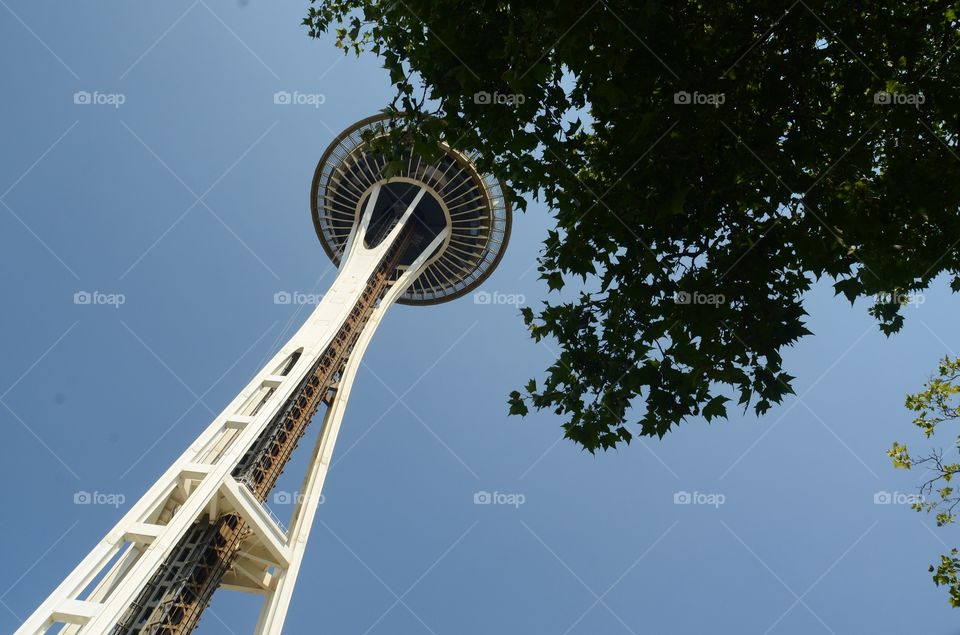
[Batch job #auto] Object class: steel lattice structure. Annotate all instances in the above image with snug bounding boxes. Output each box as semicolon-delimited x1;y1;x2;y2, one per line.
18;115;511;635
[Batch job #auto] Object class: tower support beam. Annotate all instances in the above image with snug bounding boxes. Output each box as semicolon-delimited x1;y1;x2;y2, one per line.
16;185;446;635
252;220;448;635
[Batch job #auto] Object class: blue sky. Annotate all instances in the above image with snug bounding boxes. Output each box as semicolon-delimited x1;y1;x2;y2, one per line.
1;2;959;634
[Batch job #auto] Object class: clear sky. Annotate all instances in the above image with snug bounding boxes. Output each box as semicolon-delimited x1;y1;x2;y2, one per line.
1;3;958;634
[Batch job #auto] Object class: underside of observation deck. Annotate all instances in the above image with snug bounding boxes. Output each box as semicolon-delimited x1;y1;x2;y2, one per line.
311;113;511;305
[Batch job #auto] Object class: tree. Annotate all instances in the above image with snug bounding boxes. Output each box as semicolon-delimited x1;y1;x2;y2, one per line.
304;1;960;451
889;356;960;606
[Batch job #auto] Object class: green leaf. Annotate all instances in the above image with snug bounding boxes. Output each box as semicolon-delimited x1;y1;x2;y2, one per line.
702;396;729;422
508;391;529;416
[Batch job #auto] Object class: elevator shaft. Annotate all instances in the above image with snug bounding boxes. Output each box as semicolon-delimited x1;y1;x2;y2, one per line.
112;224;414;634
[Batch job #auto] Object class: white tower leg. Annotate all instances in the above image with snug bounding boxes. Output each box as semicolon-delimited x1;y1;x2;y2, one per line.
16;184;446;635
251;222;446;634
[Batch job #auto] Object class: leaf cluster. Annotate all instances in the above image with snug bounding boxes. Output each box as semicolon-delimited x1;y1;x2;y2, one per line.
306;1;960;449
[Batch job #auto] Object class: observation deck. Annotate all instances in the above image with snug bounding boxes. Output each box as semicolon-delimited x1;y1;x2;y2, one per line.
311;114;512;305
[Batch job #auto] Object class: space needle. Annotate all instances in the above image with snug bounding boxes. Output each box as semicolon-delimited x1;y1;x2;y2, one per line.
18;114;511;634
